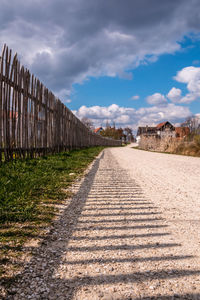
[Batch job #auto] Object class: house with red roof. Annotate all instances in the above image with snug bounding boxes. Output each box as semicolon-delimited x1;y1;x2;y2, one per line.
137;121;190;140
137;121;175;139
94;127;103;135
156;121;176;138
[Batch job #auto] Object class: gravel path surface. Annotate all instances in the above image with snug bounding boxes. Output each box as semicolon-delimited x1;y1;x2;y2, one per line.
8;146;200;299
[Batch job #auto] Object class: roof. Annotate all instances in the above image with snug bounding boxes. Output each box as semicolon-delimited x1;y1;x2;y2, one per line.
156;121;175;130
94;127;103;133
156;121;168;129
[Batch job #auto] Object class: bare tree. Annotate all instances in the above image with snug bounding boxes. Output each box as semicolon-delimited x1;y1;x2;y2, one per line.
81;117;94;131
181;116;200;132
124;127;134;142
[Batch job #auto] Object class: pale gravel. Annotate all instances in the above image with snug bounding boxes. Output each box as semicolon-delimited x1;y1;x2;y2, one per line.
6;146;200;299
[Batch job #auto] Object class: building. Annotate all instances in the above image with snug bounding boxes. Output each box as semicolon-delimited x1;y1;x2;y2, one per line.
137;126;157;137
94;127;103;135
175;127;190;139
156;121;176;138
137;121;189;140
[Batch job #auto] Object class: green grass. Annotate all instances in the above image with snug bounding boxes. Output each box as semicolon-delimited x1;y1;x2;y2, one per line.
0;147;104;223
0;146;104;291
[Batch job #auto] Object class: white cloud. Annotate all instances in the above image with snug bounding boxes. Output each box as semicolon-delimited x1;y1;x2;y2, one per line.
167;87;182;103
55;88;71;103
174;66;200;85
131;95;139;100
74;104;135;123
115;115;131;124
0;0;200;95
137;103;190;125
74;103;191;132
177;93;197;104
172;66;200;103
146;93;167;106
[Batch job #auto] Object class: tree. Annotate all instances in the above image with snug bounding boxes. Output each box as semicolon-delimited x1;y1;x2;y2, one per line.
100;126;125;140
124;127;134;142
181;116;200;133
81;117;94;131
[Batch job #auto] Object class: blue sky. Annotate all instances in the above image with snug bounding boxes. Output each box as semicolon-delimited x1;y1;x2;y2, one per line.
70;37;200;130
71;38;200;111
0;0;200;131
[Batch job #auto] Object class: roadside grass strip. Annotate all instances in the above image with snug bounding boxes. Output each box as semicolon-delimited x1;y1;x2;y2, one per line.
0;147;104;289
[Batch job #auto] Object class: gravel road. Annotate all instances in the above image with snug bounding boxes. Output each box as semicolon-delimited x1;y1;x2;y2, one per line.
9;146;200;299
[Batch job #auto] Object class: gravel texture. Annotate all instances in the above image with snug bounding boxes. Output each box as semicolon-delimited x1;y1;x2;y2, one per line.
7;146;200;299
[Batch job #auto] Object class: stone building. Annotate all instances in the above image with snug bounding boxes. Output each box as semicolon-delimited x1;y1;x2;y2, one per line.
156;121;176;138
137;121;176;140
137;121;190;152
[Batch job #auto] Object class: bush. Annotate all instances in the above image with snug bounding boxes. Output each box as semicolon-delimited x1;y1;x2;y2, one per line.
194;134;200;147
173;134;200;156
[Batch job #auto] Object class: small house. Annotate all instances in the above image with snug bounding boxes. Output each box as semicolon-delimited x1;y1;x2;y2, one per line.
137;126;157;137
94;127;103;135
156;121;176;138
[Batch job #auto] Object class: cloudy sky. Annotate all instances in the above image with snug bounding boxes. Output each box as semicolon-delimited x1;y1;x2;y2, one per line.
1;0;200;131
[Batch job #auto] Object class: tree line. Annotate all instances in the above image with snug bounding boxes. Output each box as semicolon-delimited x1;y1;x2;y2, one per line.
81;118;135;143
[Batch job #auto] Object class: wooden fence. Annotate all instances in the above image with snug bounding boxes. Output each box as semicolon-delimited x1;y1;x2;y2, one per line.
0;45;121;162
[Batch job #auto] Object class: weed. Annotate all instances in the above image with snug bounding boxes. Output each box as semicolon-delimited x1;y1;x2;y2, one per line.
0;146;104;293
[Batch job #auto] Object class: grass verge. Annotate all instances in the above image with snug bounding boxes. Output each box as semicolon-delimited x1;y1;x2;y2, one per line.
0;146;104;293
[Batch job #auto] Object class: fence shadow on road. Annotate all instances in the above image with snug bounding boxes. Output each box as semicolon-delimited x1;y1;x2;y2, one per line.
5;150;200;300
3;151;103;298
